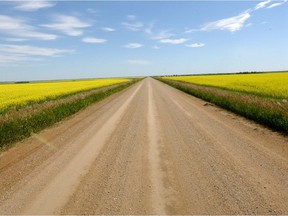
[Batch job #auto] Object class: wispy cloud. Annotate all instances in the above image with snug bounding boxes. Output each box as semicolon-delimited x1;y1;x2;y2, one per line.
4;38;28;42
185;0;286;34
254;0;271;10
151;31;173;40
0;15;57;40
124;43;143;49
267;0;287;9
0;44;74;57
184;12;251;33
14;0;55;11
16;31;58;41
42;15;91;36
0;44;73;65
121;15;144;31
127;60;151;65
200;12;251;32
160;38;189;45
0;54;40;66
145;23;173;40
122;22;143;31
267;2;283;8
102;27;115;32
82;37;107;43
186;43;205;48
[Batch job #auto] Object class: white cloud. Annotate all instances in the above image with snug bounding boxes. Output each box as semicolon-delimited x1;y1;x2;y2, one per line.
0;44;74;57
254;0;271;10
267;1;287;9
4;38;28;42
185;0;283;34
124;43;143;49
186;43;205;48
127;60;151;65
200;12;251;32
184;28;199;34
21;31;58;40
0;54;40;66
144;22;173;40
42;15;91;36
152;31;173;40
0;15;57;40
14;0;55;11
82;37;107;43
160;38;189;45
122;22;143;31
0;44;73;65
102;27;115;32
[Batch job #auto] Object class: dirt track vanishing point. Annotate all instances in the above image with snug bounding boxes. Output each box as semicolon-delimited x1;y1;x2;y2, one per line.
0;78;287;214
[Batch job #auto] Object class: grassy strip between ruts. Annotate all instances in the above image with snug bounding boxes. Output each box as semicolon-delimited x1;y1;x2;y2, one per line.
0;79;140;151
157;78;288;134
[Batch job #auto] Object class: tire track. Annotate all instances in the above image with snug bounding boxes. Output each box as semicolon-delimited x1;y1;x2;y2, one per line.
147;82;166;214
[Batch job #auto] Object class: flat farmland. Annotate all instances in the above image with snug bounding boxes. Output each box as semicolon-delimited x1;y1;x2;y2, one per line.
164;72;288;99
0;78;131;114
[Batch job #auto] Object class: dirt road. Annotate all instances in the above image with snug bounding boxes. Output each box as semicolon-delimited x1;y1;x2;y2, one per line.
0;77;288;214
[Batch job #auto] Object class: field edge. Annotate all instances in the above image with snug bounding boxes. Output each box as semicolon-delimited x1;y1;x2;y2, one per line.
0;79;141;151
156;77;288;135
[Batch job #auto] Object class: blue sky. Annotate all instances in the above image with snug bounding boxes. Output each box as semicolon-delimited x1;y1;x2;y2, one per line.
0;0;287;81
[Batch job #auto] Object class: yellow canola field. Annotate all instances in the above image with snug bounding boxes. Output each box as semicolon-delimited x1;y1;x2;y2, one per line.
0;78;130;113
164;72;288;99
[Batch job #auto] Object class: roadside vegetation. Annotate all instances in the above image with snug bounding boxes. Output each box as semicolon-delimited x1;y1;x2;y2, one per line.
158;72;288;134
164;72;288;99
0;78;139;150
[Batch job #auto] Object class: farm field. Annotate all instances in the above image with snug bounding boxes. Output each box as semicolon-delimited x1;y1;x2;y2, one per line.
0;78;130;114
164;72;288;99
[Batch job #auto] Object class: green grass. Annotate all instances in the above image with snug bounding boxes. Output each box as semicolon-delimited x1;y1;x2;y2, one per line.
0;80;139;151
157;78;288;134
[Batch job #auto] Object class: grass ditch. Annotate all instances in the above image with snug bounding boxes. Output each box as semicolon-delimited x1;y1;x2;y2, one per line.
0;79;140;151
157;78;288;134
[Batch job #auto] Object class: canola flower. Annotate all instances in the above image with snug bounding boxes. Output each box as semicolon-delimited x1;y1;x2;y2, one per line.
165;72;288;99
0;78;130;113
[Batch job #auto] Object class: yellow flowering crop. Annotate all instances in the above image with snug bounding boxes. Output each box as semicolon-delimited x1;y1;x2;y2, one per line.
164;72;288;99
0;78;130;113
